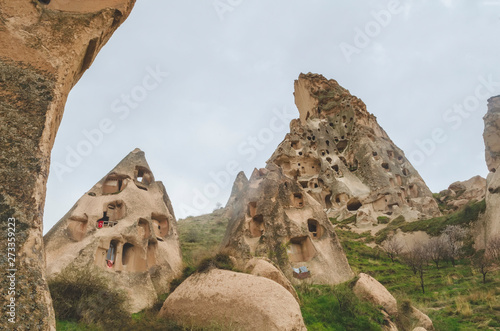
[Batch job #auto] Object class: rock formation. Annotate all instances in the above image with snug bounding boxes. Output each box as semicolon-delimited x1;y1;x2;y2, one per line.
44;149;182;312
221;165;354;285
481;95;500;245
268;73;440;227
353;273;398;316
353;273;434;331
159;268;307;331
244;257;299;302
0;1;135;328
436;176;486;212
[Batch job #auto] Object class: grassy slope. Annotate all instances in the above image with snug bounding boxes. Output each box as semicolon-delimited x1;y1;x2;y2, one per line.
337;229;500;331
176;207;229;266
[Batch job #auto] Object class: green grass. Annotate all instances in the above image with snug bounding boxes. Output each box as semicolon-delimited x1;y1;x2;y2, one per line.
399;200;486;236
377;216;390;224
296;283;385;331
336;228;500;330
176;208;229;266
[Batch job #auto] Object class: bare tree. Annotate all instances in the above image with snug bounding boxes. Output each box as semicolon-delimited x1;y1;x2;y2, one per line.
442;225;468;266
402;244;429;294
425;237;448;269
382;235;404;262
472;249;493;284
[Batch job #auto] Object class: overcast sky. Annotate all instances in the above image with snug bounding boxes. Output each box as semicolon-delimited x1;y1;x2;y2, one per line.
43;0;500;233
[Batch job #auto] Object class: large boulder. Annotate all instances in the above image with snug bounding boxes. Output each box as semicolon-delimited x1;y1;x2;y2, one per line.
244;257;299;302
353;273;398;316
159;269;306;331
0;1;135;328
410;306;434;330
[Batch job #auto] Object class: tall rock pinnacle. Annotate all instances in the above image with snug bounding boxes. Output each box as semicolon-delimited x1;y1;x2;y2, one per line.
268;73;440;226
480;95;500;245
44;149;183;313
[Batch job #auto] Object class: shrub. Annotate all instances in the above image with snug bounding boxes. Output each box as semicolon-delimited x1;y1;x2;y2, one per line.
377;216;390;224
49;266;130;330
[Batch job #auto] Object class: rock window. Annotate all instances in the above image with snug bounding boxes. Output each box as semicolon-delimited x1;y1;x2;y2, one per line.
249;214;265;238
337;140;348;153
102;174;128;194
288;236;317;262
122;243;147;272
308;219;323;238
152;214;169;240
106;240;118;268
97;212;113;228
293;193;304;208
247;202;257;217
325;194;332;209
346;198;362;211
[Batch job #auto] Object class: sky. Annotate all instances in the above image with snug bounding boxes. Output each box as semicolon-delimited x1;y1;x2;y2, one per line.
43;0;500;234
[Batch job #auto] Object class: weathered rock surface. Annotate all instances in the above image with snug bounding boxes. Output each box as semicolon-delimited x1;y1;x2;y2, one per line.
221;165;354;285
159;268;306;331
269;73;440;227
353;273;434;330
244;257;299;302
481;95;500;245
410;306;434;330
44;149;182;312
353;273;398;316
0;1;135;328
438;176;486;212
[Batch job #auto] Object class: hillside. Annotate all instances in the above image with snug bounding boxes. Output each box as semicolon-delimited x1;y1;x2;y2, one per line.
176;208;230;266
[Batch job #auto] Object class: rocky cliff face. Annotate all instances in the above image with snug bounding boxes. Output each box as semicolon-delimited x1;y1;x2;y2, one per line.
0;1;135;328
221;165;354;285
268;73;440;227
44;149;182;313
481;96;500;245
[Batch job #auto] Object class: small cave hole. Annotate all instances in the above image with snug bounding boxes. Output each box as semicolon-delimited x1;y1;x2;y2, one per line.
346;198;362;211
293;193;304;208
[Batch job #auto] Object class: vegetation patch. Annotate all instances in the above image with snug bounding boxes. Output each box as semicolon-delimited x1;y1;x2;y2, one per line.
49;266;130;330
296;283;385;330
377;216;390;224
176;208;229;266
336;228;500;330
400;200;486;236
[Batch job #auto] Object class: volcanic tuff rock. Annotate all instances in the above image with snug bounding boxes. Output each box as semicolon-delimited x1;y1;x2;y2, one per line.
353;273;434;331
268;73;440;227
353;273;398;316
437;176;486;212
220;165;354;285
244;257;299;302
481;95;500;244
44;149;182;313
159;268;307;331
0;1;135;328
